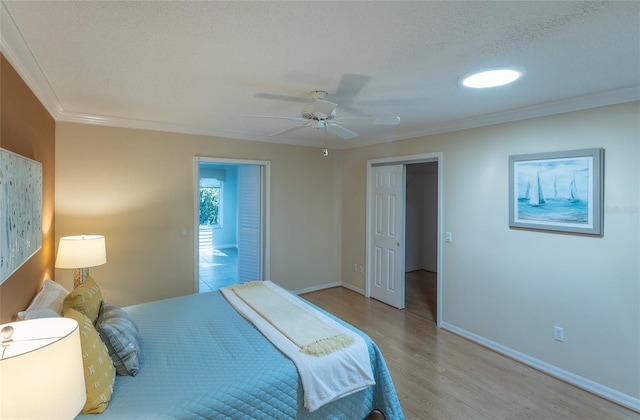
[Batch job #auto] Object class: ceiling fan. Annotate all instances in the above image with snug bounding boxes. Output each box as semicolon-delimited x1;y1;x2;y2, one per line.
246;90;400;140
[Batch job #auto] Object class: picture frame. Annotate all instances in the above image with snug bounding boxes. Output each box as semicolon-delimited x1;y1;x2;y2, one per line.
509;148;604;236
0;148;43;283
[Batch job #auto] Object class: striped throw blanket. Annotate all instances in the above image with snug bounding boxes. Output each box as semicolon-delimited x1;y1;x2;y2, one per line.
226;281;354;356
220;281;375;412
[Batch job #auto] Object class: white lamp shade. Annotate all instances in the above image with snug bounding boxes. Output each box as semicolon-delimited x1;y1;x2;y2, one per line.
55;235;107;269
0;317;86;419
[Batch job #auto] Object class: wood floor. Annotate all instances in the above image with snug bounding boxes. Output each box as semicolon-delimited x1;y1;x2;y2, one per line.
302;271;638;420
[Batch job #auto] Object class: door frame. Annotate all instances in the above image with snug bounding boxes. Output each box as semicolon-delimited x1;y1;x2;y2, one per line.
366;152;443;326
193;156;271;292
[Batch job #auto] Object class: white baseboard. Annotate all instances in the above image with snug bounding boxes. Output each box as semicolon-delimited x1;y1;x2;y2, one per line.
340;282;365;295
441;322;640;413
294;281;367;296
293;281;341;295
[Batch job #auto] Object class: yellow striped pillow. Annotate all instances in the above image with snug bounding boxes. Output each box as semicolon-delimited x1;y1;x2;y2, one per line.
65;308;115;414
63;276;103;324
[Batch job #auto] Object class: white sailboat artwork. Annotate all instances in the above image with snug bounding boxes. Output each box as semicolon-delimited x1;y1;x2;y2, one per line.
528;169;545;207
568;173;579;202
510;148;603;235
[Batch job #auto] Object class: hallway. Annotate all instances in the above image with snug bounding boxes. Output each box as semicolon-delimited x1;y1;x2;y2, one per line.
199;236;238;292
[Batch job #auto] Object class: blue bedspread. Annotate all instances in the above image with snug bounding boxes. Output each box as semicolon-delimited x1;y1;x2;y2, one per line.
76;290;404;419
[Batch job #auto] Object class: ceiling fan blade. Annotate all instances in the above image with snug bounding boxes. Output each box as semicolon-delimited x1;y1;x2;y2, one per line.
330;74;373;116
357;97;431;107
335;116;401;125
373;116;401;125
313;99;338;118
326;124;358;139
271;124;310;137
240;115;306;122
334;74;372;100
255;93;309;103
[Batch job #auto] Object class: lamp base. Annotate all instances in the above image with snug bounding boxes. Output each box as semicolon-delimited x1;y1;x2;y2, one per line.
72;268;90;289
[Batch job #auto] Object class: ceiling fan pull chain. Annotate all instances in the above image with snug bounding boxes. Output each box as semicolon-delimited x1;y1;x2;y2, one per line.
323;125;329;157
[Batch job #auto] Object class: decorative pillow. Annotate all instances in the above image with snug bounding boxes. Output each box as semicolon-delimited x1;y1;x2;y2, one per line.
17;279;69;320
23;308;60;319
96;302;140;376
63;276;103;324
64;308;115;414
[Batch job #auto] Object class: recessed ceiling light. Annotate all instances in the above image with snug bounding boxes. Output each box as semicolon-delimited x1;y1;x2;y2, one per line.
460;68;524;88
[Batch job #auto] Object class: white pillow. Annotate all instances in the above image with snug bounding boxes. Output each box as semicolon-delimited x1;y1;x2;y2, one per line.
23;308;60;319
16;280;70;320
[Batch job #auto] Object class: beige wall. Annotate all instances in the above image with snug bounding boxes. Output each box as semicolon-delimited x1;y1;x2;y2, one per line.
54;123;342;305
55;102;639;402
341;102;640;400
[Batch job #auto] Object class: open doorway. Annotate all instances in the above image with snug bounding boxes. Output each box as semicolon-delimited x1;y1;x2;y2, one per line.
366;152;442;326
198;163;239;291
194;157;270;293
405;162;439;322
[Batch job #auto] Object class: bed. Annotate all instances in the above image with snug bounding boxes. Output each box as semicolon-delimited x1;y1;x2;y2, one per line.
22;278;403;419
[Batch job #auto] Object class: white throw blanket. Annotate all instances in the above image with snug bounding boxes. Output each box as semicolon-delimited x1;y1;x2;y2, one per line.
220;281;375;412
228;281;355;356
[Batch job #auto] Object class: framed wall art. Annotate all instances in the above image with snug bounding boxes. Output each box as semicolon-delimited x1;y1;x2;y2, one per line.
509;148;604;236
0;148;43;283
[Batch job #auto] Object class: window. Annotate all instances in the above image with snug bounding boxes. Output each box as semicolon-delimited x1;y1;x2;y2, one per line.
200;178;223;227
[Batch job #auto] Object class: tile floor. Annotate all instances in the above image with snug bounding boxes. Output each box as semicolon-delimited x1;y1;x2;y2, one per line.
198;246;238;292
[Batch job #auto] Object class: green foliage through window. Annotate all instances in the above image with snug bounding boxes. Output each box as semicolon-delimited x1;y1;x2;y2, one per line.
200;187;220;226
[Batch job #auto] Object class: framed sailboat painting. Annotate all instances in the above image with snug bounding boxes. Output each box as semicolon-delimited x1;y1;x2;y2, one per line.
509;148;604;236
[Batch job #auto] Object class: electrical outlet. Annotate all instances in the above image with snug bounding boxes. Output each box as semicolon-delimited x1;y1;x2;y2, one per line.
353;263;358;272
553;326;564;342
359;265;364;274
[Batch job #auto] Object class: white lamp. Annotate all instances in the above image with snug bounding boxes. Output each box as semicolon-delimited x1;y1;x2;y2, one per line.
55;235;107;288
0;318;86;419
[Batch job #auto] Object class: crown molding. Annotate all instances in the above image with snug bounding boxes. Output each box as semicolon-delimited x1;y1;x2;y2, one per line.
55;85;640;150
0;0;63;119
57;109;335;148
346;86;640;149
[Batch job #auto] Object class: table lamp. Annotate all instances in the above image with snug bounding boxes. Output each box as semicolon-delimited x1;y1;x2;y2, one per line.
55;234;107;288
0;317;86;419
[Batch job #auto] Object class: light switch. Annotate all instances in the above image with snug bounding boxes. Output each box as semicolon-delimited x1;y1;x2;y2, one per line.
445;232;452;242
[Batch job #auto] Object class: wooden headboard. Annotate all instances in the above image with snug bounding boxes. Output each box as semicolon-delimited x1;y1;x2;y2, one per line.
0;54;56;323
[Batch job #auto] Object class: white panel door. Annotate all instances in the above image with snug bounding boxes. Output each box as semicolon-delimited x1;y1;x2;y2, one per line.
237;165;262;283
369;164;405;309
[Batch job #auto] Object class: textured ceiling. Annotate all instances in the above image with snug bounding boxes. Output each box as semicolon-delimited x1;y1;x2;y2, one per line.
1;1;639;148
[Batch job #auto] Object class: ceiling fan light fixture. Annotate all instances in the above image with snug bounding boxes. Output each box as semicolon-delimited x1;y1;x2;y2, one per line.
310;90;328;100
245;90;399;140
459;68;524;88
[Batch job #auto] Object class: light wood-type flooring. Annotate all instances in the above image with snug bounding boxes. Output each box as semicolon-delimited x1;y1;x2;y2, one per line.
302;270;638;420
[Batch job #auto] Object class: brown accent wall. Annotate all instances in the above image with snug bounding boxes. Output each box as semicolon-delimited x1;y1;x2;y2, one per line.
0;53;55;323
